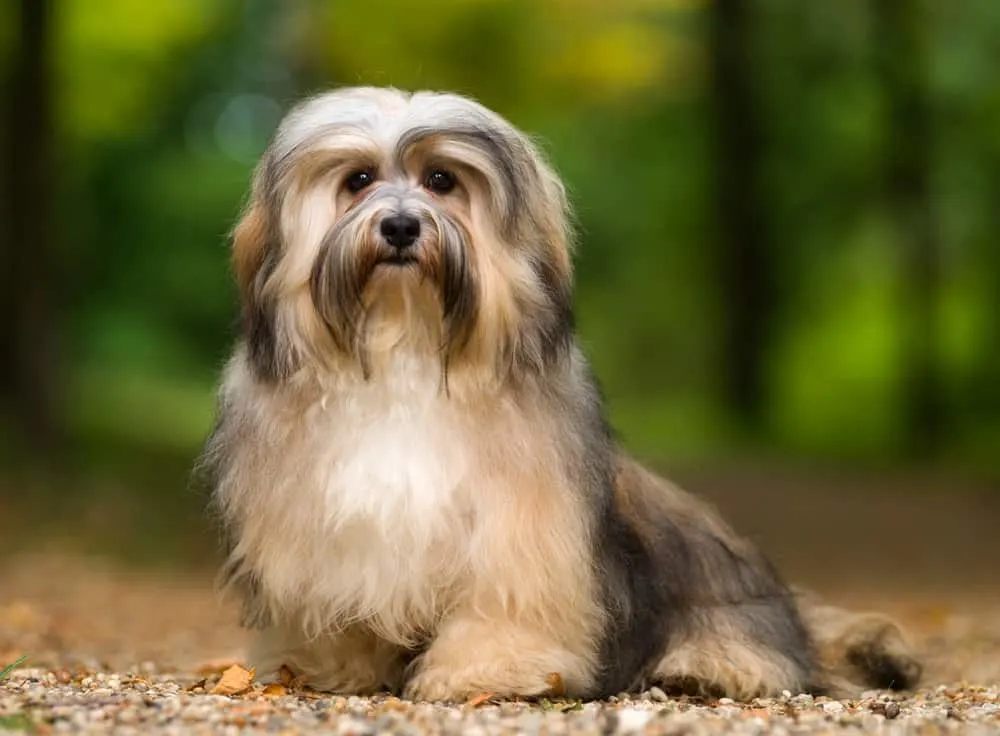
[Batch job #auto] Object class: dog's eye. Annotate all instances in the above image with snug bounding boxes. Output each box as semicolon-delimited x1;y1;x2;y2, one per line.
345;170;375;194
424;169;456;194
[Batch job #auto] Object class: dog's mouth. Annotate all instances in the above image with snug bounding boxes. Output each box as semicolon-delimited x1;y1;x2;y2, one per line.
376;253;419;267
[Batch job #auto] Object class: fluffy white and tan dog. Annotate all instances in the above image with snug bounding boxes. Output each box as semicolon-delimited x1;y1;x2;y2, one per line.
201;86;921;702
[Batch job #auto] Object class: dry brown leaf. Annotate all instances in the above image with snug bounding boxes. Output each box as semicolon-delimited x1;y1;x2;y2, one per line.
186;678;208;692
196;657;245;676
545;672;566;697
210;664;256;696
262;683;287;697
465;692;495;707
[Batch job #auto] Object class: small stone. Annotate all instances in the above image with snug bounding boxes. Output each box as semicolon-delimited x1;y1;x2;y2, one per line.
647;686;669;703
884;702;901;719
822;701;845;714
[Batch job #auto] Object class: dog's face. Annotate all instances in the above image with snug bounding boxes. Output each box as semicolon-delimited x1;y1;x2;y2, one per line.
232;87;576;384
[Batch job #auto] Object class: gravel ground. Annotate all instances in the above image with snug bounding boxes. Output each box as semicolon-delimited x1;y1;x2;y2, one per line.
2;554;999;735
4;674;1000;736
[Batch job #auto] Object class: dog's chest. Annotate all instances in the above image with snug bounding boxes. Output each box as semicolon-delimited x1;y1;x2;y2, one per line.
319;372;470;526
247;358;477;634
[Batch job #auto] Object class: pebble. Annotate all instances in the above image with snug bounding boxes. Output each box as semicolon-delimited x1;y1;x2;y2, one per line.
647;686;669;703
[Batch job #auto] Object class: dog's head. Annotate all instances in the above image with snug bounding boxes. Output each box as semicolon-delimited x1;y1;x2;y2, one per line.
232;87;575;384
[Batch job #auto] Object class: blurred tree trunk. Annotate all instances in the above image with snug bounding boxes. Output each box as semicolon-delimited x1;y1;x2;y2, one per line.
0;0;60;455
707;0;777;430
872;0;945;456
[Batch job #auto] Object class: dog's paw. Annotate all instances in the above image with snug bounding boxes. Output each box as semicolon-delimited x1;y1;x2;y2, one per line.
403;664;560;703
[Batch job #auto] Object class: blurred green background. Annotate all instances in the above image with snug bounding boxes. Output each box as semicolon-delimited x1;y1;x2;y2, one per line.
1;0;999;566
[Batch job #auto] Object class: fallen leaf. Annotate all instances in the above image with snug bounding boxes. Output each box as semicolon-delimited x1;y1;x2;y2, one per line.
466;692;495;707
211;664;256;696
545;672;566;697
262;683;287;697
52;669;72;684
186;678;207;692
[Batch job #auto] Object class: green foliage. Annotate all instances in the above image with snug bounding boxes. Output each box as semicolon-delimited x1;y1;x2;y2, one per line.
302;0;700;112
56;0;225;142
4;0;1000;477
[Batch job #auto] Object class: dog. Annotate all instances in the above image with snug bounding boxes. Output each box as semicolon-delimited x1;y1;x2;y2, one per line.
200;86;922;702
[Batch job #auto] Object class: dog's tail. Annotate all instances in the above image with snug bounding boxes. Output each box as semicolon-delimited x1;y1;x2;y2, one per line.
794;588;924;696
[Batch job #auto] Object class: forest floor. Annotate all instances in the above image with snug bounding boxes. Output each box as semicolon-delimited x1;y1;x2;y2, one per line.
1;464;998;734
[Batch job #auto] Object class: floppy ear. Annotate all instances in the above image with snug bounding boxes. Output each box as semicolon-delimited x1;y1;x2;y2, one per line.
230;164;294;382
232;199;271;302
537;161;575;278
507;137;577;372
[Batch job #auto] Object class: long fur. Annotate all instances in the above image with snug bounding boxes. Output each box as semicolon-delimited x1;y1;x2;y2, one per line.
201;86;922;701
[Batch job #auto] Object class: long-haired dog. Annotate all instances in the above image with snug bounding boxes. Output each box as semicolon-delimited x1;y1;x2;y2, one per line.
201;87;922;701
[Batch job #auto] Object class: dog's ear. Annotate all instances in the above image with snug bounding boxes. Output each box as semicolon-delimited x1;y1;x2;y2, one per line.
532;159;574;283
232;199;271;302
230;163;295;382
507;138;577;371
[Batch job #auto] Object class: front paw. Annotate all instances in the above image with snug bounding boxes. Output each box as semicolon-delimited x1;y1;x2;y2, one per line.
404;664;561;703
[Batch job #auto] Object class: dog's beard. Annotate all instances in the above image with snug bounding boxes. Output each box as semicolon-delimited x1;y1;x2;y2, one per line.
309;208;479;376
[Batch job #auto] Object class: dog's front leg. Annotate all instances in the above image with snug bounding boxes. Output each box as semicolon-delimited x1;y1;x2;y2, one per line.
403;608;595;702
403;474;605;702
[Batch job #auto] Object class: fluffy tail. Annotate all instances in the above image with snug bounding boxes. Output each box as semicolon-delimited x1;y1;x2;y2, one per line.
794;589;924;696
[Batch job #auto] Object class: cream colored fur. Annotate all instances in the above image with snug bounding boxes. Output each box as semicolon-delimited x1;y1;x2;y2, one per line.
207;86;922;703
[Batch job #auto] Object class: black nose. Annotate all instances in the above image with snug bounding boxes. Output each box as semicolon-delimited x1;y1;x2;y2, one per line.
380;214;421;249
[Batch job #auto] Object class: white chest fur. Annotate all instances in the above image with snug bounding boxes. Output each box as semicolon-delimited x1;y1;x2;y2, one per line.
219;351;476;643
